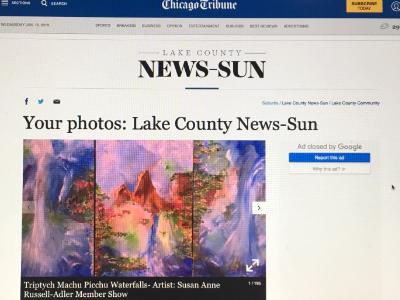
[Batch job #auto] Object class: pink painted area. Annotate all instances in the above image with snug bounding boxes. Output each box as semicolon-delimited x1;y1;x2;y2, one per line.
96;141;193;201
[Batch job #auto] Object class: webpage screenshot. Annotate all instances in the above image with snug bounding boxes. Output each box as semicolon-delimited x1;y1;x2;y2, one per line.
0;1;399;300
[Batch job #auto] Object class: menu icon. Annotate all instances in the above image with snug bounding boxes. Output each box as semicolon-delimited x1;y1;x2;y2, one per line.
1;0;8;6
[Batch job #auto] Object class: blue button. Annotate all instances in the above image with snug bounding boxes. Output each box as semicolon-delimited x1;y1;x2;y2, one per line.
289;153;370;163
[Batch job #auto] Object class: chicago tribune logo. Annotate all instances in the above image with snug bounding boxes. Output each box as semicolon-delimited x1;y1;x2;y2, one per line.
162;0;238;11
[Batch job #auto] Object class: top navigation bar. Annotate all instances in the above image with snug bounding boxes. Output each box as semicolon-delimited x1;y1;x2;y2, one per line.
0;0;400;18
1;17;400;34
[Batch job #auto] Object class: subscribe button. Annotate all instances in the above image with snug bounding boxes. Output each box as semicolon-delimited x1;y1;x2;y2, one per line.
346;0;383;12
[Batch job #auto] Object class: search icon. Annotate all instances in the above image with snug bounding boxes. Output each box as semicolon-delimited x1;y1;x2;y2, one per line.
41;0;47;6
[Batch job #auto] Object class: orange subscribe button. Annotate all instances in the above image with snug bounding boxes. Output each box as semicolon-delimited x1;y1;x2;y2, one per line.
346;0;383;13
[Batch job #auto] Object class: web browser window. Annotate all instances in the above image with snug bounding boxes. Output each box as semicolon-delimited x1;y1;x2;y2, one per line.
0;1;399;300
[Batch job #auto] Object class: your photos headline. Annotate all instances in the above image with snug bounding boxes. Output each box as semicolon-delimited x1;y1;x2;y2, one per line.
23;115;319;134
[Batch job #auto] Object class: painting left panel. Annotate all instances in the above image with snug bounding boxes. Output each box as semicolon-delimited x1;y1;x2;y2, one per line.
22;140;95;276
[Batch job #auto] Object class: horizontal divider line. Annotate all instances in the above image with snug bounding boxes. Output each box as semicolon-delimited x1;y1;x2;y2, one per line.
185;87;219;90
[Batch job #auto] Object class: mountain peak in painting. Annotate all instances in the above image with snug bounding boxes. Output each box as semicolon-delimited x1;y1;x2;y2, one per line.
133;170;165;213
114;170;164;213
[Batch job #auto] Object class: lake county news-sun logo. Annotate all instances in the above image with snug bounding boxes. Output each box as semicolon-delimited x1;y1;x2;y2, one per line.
162;0;238;11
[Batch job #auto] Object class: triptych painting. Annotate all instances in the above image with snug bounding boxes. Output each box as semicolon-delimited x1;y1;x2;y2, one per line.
22;140;265;277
